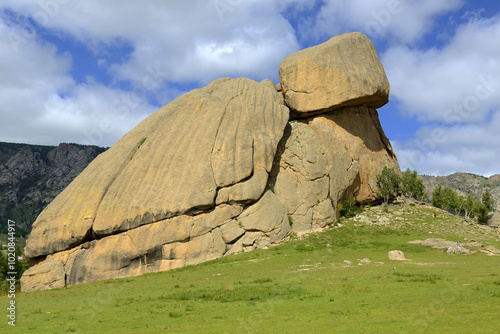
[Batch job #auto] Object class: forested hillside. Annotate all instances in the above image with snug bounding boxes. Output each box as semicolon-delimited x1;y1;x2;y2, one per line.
0;142;106;236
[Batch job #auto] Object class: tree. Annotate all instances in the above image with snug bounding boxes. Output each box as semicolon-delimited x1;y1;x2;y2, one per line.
475;202;490;225
376;167;401;204
431;184;444;208
442;186;459;214
401;169;427;201
475;189;495;225
482;188;494;211
464;194;475;219
456;195;466;217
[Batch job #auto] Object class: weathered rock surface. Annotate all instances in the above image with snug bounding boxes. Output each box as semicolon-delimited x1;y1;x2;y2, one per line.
421;238;457;249
273;105;399;229
388;250;407;261
273;122;334;232
279;32;389;117
24;77;289;259
308;106;398;203
22;78;289;291
22;32;400;292
486;245;500;254
20;260;66;292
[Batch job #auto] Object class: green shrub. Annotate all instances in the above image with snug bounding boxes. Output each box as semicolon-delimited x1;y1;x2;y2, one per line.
337;196;362;220
287;210;293;227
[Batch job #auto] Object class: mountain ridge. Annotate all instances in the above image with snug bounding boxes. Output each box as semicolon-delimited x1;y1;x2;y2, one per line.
420;172;500;226
0;141;106;235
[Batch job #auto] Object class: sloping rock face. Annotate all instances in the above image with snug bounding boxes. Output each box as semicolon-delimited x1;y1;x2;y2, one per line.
22;32;399;292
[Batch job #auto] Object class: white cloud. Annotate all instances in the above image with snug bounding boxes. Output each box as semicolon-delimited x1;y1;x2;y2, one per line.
385;13;500;175
41;83;155;147
0;17;72;144
383;14;500;124
0;15;154;146
393;109;500;176
295;0;463;44
1;0;300;86
1;0;499;179
0;0;302;146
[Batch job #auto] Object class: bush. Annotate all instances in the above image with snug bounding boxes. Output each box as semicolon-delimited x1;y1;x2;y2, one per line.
337;195;362;220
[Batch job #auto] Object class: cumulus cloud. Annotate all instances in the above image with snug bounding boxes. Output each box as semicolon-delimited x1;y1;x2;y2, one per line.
0;12;154;146
0;17;72;144
1;0;300;86
294;0;463;44
386;13;500;176
394;109;500;176
0;0;302;146
0;0;499;178
383;14;500;124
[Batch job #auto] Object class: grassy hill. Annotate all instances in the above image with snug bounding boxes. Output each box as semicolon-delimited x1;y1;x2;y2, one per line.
1;202;499;333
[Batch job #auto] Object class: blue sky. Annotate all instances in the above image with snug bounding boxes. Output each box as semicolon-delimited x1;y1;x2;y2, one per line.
0;0;499;177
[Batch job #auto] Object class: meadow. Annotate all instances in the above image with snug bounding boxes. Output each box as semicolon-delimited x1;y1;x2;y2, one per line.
2;203;499;333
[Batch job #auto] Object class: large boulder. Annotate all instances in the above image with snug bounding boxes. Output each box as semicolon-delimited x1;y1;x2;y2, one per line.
307;106;399;203
272;122;335;232
22;32;400;292
279;32;390;117
24;77;289;259
272;106;399;232
22;78;290;291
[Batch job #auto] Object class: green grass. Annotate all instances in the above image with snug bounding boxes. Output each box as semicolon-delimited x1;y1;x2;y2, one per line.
1;204;500;333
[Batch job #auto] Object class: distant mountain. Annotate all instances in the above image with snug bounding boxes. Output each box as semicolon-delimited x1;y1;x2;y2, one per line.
420;172;500;226
0;142;106;236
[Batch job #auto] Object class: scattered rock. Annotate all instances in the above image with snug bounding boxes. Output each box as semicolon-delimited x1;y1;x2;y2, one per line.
357;258;371;263
461;242;483;248
421;238;457;249
479;249;499;256
485;245;500;254
343;260;353;265
388;250;407;261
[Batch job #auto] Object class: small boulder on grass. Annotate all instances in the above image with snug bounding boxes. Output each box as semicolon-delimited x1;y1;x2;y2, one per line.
486;245;500;254
388;250;408;261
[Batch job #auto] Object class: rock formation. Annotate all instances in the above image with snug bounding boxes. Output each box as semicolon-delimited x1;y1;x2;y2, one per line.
279;32;389;117
21;32;400;292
